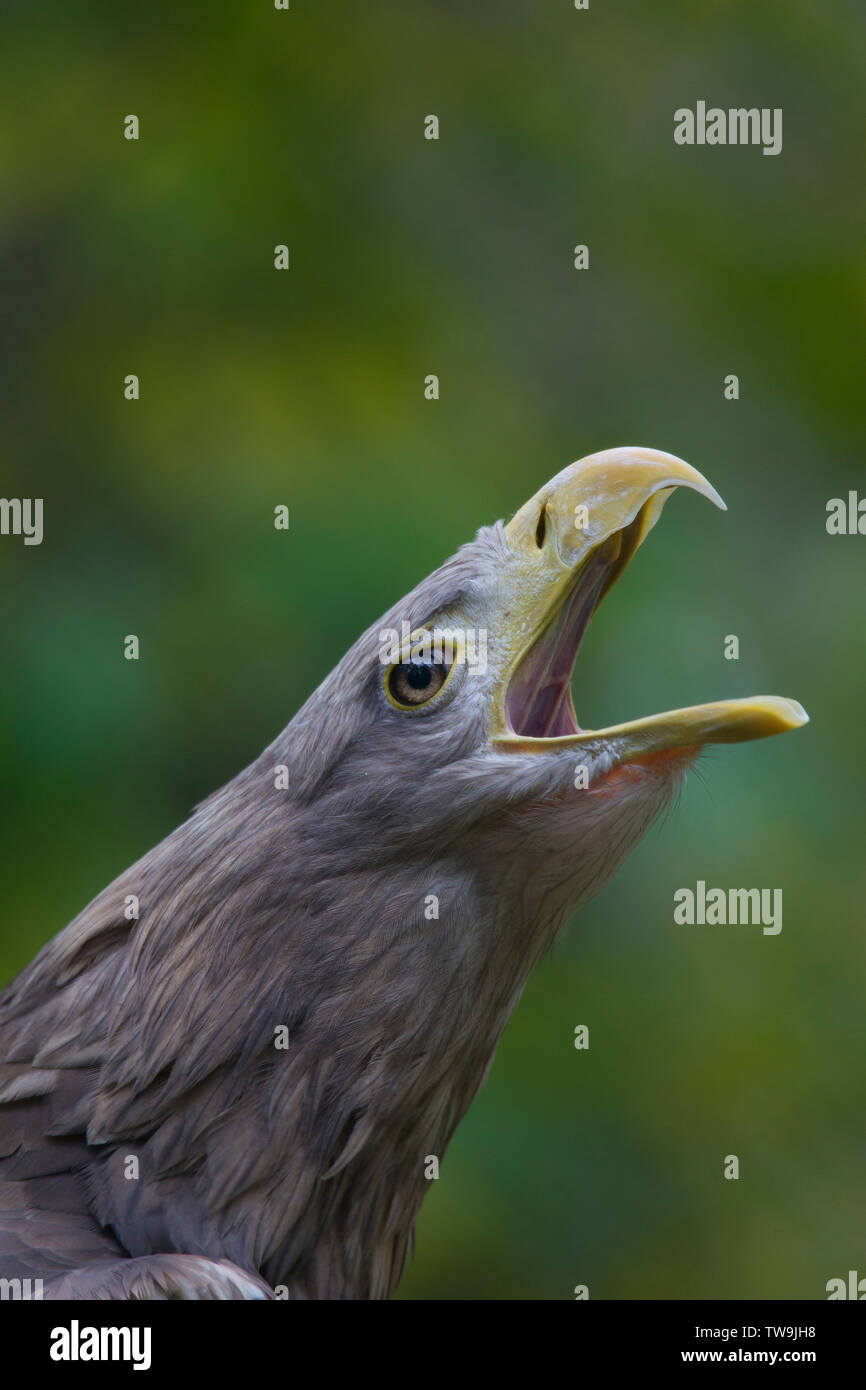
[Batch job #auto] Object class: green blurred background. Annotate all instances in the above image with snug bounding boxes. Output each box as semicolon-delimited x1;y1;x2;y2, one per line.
1;0;864;1298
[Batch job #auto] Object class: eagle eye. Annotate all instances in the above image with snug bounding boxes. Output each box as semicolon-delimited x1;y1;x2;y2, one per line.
386;658;451;709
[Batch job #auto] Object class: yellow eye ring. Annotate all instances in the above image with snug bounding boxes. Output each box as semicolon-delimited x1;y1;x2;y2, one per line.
382;626;467;712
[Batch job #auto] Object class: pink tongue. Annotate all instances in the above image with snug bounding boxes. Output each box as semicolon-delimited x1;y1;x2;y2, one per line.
506;550;614;738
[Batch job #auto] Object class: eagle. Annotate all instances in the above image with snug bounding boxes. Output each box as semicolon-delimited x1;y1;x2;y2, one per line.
0;447;806;1299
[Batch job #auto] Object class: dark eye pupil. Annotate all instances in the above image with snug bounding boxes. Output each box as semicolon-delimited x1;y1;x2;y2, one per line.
387;657;450;708
407;663;432;689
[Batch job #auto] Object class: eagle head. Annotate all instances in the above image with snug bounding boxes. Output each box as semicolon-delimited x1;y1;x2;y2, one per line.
0;446;807;1300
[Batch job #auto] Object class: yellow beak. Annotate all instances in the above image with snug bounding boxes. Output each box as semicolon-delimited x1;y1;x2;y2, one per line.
493;446;808;761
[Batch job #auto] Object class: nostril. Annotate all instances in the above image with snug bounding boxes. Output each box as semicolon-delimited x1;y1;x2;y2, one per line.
534;503;547;549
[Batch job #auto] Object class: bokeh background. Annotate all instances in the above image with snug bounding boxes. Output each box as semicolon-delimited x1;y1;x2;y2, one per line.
1;0;864;1299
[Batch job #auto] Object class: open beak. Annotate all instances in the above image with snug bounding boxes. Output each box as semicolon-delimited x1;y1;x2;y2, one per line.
493;446;808;762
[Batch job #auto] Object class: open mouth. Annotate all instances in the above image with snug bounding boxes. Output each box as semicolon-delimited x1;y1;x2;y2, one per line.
498;448;808;762
505;506;649;740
